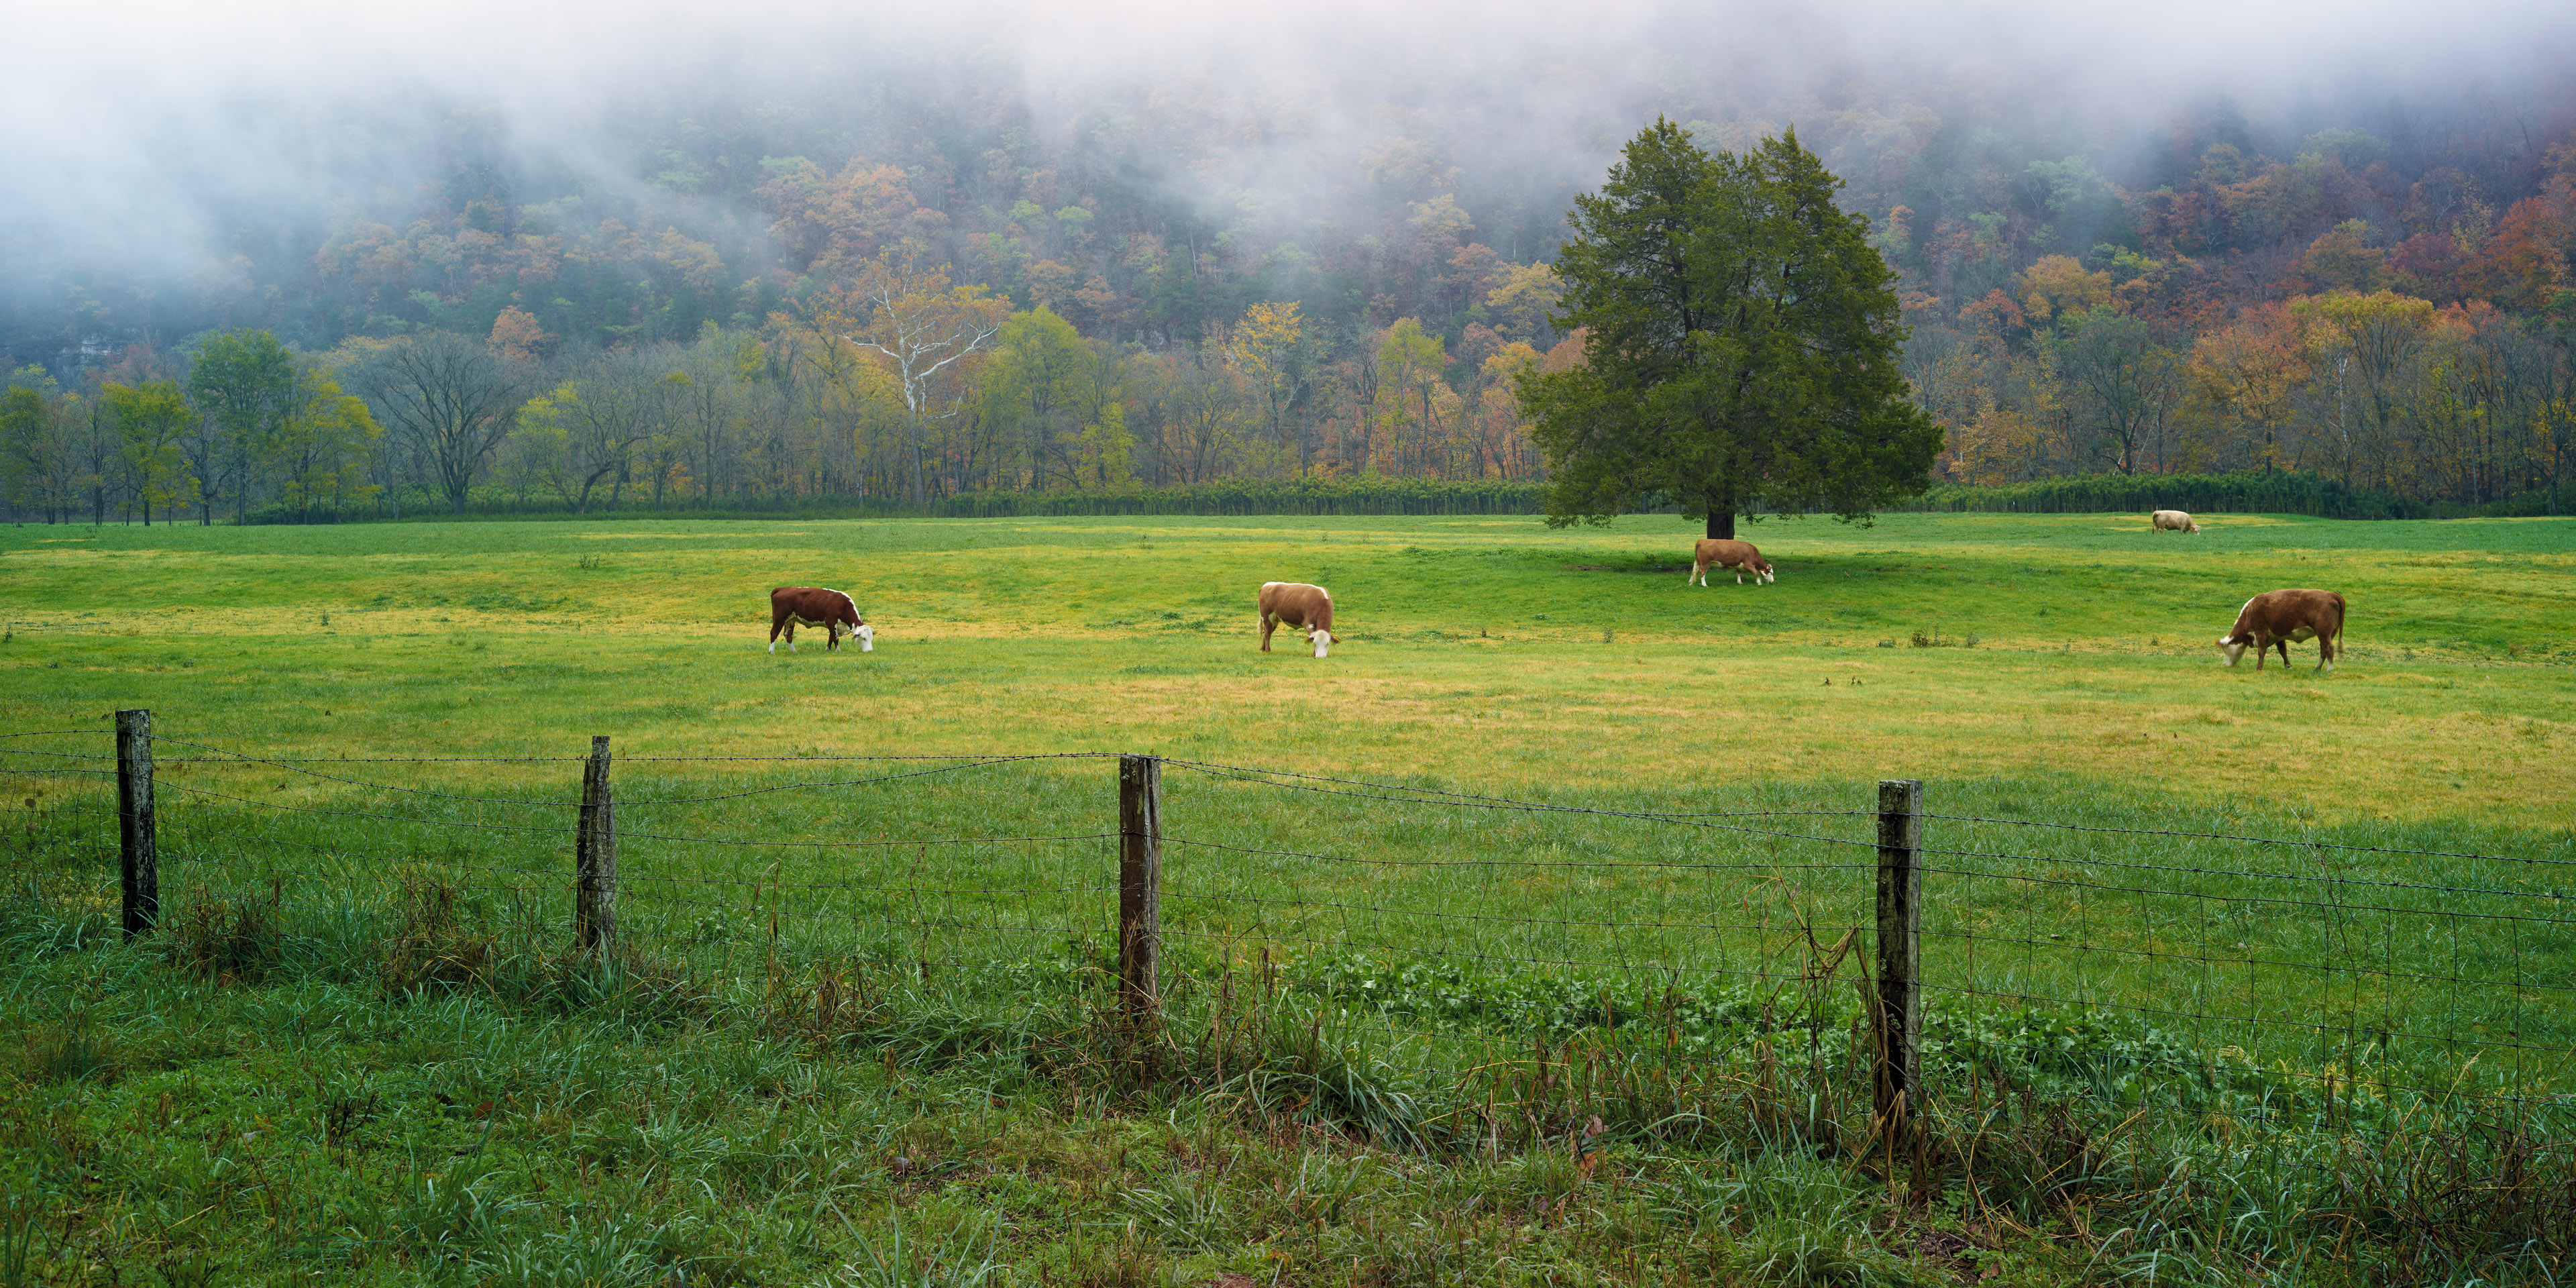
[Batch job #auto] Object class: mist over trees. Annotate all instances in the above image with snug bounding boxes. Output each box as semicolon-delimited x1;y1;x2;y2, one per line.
4;6;2574;521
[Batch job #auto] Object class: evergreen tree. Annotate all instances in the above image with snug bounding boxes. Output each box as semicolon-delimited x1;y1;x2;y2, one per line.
1521;120;1941;537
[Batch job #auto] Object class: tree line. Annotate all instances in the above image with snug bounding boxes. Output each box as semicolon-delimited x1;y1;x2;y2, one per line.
1;269;1561;523
1898;137;2576;515
11;91;2575;523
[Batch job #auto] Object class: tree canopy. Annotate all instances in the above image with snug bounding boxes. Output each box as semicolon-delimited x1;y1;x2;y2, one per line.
1521;120;1941;536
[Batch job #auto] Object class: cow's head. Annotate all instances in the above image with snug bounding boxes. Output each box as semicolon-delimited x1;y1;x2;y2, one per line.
2216;634;2249;667
854;621;874;653
1753;558;1776;585
1310;627;1338;659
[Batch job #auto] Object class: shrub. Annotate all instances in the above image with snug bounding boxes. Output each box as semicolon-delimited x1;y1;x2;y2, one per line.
379;876;494;991
167;888;284;983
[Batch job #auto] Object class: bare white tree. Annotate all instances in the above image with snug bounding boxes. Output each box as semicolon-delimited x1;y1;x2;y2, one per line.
821;259;1008;503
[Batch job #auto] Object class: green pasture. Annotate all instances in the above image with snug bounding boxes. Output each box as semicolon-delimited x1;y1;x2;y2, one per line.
3;508;2568;1067
4;511;2573;1285
2;509;2571;822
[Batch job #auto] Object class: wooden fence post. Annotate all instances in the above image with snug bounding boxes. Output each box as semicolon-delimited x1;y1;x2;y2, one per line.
116;709;157;938
1874;778;1923;1139
1118;754;1163;1022
576;735;616;955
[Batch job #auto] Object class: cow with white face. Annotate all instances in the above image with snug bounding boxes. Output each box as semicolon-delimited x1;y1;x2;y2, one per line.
769;586;873;654
2151;510;2204;533
1258;582;1339;659
2217;588;2345;673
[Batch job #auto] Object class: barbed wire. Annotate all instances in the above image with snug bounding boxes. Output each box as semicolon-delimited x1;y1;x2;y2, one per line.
165;755;586;764
1167;888;1796;938
1919;924;2573;997
0;766;115;782
1919;812;2576;869
1918;857;2572;926
618;828;1121;851
152;779;571;833
1163;756;1873;821
614;751;1119;765
610;757;1083;805
1163;834;1871;875
140;737;586;807
138;744;1070;809
1168;761;1879;849
1919;978;2573;1065
1159;924;1821;987
1918;843;2569;903
18;729;2569;1110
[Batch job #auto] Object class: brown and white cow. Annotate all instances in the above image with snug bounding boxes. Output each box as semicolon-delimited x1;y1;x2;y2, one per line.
769;586;872;654
2216;589;2345;673
1258;582;1339;658
1688;538;1774;587
2151;510;2203;533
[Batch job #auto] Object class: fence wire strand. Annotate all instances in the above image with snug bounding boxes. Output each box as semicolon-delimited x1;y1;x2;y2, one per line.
11;726;2567;1115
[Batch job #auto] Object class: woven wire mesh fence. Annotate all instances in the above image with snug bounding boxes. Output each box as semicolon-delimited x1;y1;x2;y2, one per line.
1;729;1120;988
5;722;2571;1120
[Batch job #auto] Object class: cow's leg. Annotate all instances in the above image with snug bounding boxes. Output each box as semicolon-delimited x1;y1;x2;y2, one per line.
1260;612;1275;653
826;625;840;651
769;612;788;654
786;622;797;653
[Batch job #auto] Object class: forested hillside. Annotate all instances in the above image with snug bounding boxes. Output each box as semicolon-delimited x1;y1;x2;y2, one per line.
5;19;2573;521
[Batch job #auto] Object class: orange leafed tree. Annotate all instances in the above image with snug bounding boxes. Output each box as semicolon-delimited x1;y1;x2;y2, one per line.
2188;304;2307;471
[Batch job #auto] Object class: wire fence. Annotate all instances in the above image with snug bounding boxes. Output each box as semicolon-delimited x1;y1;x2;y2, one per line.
3;719;2570;1122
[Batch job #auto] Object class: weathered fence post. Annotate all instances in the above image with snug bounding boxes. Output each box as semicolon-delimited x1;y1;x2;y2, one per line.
1874;778;1923;1140
116;709;157;938
1118;754;1163;1022
575;735;616;955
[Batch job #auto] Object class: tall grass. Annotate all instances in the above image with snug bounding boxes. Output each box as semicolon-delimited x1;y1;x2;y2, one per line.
5;748;2569;1281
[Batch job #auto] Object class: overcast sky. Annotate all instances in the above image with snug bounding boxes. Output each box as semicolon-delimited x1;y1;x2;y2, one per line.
7;0;2571;276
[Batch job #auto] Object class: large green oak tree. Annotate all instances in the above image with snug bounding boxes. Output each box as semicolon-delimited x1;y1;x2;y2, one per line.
1519;120;1941;538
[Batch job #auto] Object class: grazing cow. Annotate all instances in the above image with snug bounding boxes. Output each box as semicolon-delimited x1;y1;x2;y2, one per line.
1258;582;1339;658
1688;538;1775;587
768;586;872;654
2151;510;2204;534
2216;589;2345;674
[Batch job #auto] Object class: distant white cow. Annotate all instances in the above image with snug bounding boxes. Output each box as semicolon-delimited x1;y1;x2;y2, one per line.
2151;510;2203;534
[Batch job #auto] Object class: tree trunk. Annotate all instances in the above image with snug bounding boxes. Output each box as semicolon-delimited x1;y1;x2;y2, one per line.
1707;510;1735;541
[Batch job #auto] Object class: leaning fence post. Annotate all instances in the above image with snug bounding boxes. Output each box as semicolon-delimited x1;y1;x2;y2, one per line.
575;735;616;955
1874;778;1923;1140
116;709;157;938
1118;753;1163;1023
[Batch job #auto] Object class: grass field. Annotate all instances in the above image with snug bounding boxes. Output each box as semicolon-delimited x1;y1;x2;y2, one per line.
3;511;2572;1286
3;509;2572;816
